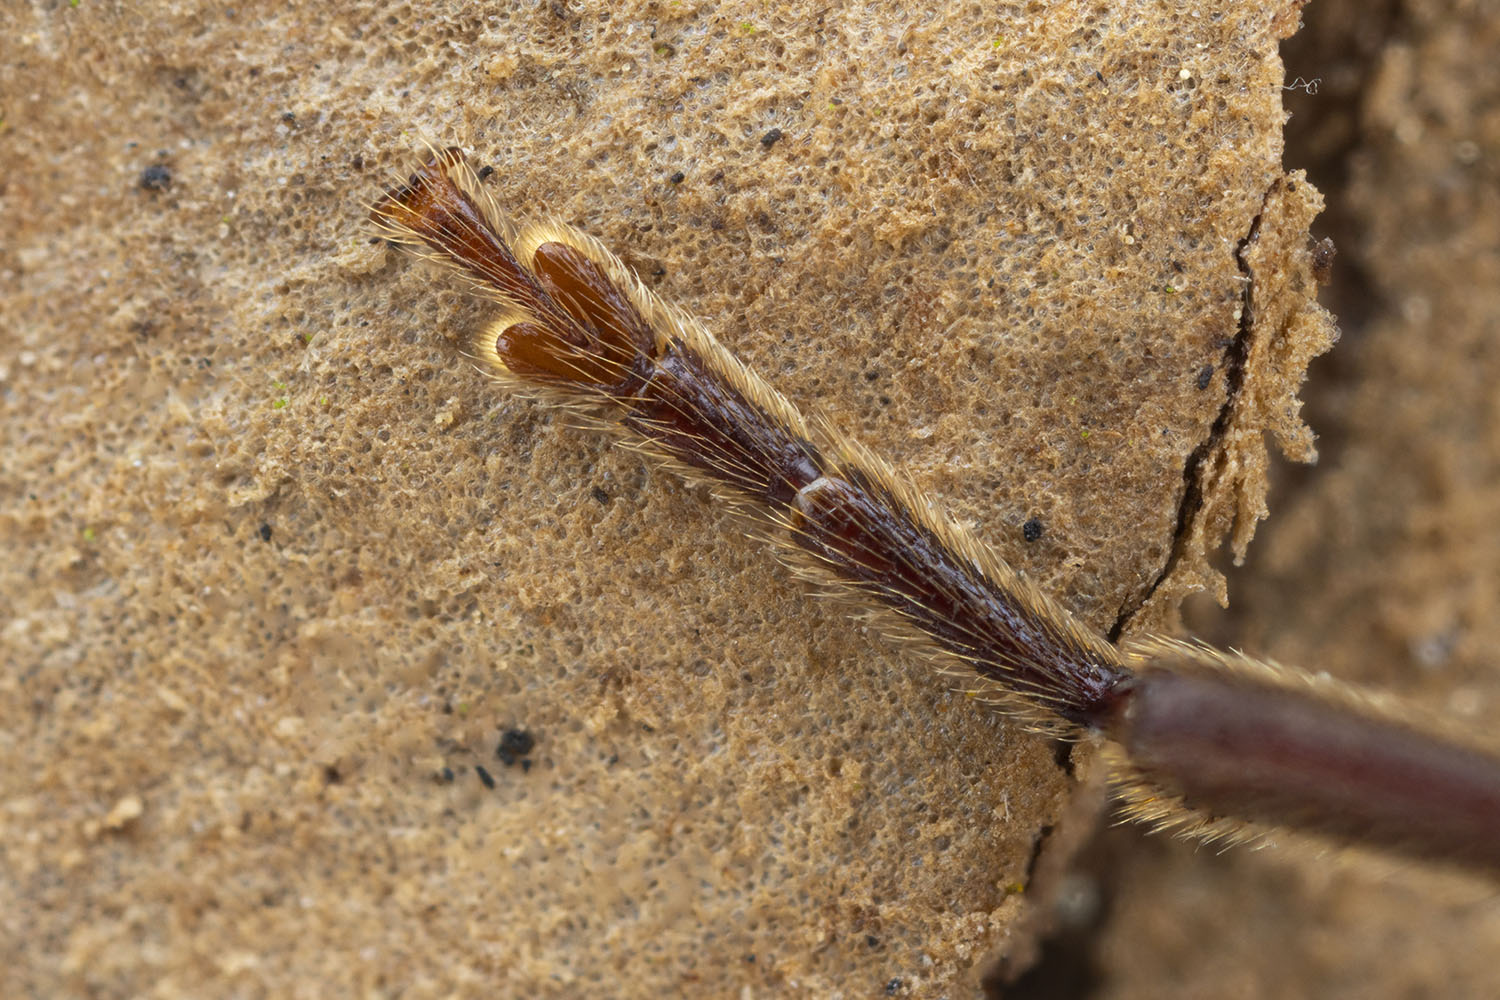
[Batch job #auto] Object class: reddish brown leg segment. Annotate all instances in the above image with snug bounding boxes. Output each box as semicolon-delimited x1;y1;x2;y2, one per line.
373;147;1500;875
791;471;1130;725
1111;666;1500;869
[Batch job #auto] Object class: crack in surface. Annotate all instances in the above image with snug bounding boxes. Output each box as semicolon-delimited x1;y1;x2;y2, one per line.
1106;185;1276;642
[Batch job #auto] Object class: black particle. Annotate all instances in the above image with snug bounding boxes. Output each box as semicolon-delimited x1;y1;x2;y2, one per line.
322;765;341;785
476;764;496;789
477;165;495;181
1196;364;1214;390
497;728;536;766
140;164;172;191
351;154;364;170
591;486;610;505
866;935;881;949
438;766;455;784
760;127;783;148
258;523;272;542
669;170;685;184
281;111;296;125
1022;517;1044;542
885;978;903;995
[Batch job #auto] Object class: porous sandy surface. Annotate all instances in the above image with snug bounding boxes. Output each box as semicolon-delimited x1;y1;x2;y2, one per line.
3;2;1333;997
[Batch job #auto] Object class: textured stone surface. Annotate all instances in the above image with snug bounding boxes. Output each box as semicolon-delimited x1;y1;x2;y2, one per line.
1;2;1329;996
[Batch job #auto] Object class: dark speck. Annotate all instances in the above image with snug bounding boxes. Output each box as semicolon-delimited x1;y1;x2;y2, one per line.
438;766;455;784
591;486;610;505
322;765;341;785
475;764;496;790
498;728;536;766
866;935;881;948
1196;364;1214;390
259;523;272;542
669;170;685;184
885;978;903;995
1022;517;1044;542
140;164;172;191
477;165;495;181
760;127;783;148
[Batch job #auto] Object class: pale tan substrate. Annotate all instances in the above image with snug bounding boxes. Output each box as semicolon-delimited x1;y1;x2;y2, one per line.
0;2;1329;996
